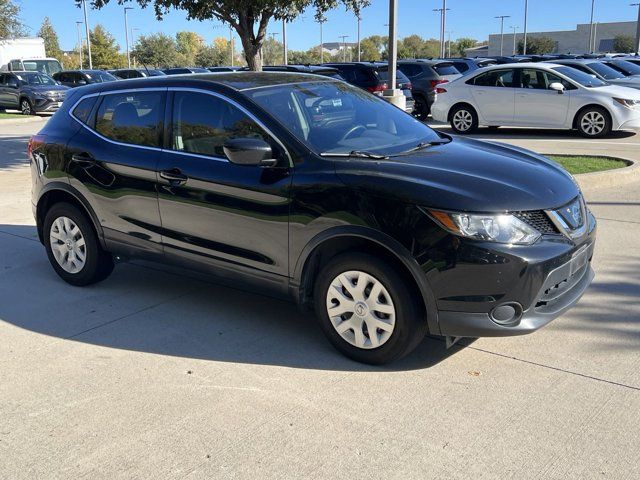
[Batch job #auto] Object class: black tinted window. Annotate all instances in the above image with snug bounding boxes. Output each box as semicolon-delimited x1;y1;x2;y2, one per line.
453;62;470;73
171;92;269;159
95;91;164;147
472;69;515;87
433;64;459;76
398;64;423;77
72;97;98;124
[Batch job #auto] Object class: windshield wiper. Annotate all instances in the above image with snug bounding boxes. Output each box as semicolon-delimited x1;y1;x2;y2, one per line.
398;138;452;155
320;150;389;159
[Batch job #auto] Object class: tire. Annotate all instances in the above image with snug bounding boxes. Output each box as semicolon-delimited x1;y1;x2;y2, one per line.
313;252;427;365
576;107;611;138
20;98;35;116
43;202;114;286
412;94;429;121
449;104;478;134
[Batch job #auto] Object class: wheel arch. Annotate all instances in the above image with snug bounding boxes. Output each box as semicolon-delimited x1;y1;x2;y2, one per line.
292;226;439;335
572;103;613;129
36;183;105;249
448;101;477;122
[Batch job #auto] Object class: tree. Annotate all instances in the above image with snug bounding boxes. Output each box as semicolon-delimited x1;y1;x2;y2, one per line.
518;36;556;54
453;38;476;57
359;36;382;61
132;33;178;67
38;17;63;61
88;24;125;69
0;0;25;38
262;36;284;66
81;0;370;71
176;30;204;66
613;35;635;54
195;37;231;66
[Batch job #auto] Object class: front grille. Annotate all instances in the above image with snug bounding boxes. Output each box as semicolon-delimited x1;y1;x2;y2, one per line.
513;211;558;235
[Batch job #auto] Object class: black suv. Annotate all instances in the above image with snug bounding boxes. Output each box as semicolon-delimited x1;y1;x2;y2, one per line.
53;70;118;88
321;62;415;113
108;68;166;79
0;71;68;115
29;73;595;364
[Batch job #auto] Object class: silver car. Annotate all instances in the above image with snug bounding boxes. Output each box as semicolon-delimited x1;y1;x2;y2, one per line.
553;59;640;90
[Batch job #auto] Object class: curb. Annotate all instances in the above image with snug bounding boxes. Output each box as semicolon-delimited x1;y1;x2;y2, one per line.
553;155;640;193
0;116;48;125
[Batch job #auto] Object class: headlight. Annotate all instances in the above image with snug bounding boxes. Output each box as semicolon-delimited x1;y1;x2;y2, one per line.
613;97;640;109
427;210;541;245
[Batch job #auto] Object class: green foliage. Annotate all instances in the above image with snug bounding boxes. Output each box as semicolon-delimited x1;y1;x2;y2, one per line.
38;17;63;61
0;0;25;38
176;30;204;65
194;37;231;66
453;38;477;57
262;36;285;66
359;35;383;61
288;47;322;64
613;35;635;54
518;36;556;55
88;24;126;69
132;33;178;67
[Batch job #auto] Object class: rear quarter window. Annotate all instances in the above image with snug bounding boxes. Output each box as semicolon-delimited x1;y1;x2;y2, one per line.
72;96;98;125
433;64;460;76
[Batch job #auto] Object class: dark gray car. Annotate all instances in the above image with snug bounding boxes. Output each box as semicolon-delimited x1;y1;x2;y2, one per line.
52;70;118;88
0;71;69;115
397;59;461;119
553;59;640;90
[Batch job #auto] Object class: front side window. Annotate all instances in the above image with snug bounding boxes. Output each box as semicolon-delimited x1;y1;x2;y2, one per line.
472;69;515;87
15;72;57;86
95;91;164;147
171;91;270;158
247;81;441;156
552;66;607;88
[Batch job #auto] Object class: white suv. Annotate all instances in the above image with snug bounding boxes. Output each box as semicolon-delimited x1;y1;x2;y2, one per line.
431;62;640;138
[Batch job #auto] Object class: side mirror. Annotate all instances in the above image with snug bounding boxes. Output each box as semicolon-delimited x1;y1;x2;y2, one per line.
549;82;565;94
223;137;277;167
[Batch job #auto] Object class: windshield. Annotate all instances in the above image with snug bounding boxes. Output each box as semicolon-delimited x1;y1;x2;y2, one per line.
246;81;441;156
85;71;117;82
21;59;62;76
15;72;57;86
607;60;640;76
552;66;607;88
587;62;625;80
375;67;411;85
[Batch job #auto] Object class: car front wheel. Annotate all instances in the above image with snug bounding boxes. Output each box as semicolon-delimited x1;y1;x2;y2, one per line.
44;203;114;286
450;105;478;134
21;98;34;116
314;253;427;364
577;107;611;138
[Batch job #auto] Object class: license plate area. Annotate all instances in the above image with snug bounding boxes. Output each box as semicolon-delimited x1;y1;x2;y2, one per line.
570;244;590;276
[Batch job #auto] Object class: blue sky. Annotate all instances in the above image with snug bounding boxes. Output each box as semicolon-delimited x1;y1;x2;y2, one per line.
16;0;639;52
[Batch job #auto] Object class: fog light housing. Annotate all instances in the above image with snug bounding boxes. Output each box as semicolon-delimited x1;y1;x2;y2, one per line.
490;303;523;326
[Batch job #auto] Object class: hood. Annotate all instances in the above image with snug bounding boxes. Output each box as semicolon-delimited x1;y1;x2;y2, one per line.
333;137;579;213
609;78;640;90
599;84;640;98
26;84;69;92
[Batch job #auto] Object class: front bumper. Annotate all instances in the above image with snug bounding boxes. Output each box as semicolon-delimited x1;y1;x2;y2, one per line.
32;97;64;113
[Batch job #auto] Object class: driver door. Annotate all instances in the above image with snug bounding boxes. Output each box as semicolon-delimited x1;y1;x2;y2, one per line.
157;90;293;277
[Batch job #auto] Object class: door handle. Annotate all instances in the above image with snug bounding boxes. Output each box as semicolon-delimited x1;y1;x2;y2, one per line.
160;168;188;185
70;152;95;166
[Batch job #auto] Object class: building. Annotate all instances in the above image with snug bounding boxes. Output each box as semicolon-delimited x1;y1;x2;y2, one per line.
319;42;357;57
488;21;637;56
464;44;489;57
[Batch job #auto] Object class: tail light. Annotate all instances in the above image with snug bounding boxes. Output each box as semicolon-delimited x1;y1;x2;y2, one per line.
430;79;449;90
435;87;448;94
367;83;388;96
28;135;45;160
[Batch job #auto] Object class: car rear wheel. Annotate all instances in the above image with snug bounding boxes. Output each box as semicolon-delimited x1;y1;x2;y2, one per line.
21;98;34;116
412;94;429;121
314;252;427;364
44;203;114;286
450;105;478;134
576;107;611;138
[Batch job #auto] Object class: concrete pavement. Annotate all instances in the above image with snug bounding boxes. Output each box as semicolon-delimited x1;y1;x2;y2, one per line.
0;119;638;479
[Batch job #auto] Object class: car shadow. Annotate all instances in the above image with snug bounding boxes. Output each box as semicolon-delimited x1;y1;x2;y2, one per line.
0;135;30;171
0;223;469;372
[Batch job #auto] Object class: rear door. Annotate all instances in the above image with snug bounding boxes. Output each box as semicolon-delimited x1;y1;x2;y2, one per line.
469;68;517;124
156;89;292;276
65;89;166;255
515;68;571;127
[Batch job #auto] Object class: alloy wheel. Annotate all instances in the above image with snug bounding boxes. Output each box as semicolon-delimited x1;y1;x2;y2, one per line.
21;100;32;115
580;111;606;136
452;109;473;132
325;270;396;349
49;216;87;274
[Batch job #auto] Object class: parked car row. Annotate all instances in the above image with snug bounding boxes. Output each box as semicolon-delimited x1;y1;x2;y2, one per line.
0;71;69;115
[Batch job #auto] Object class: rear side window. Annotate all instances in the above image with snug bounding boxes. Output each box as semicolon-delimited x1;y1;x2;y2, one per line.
433;64;459;76
471;69;515;87
171;91;270;159
95;91;165;147
398;64;423;78
72;96;98;124
452;62;470;73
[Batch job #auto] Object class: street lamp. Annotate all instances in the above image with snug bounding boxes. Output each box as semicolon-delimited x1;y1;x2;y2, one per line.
282;19;287;65
339;35;349;62
511;26;519;55
81;0;92;69
356;13;362;61
75;21;83;69
588;0;596;53
433;3;451;58
229;25;234;66
632;3;640;54
124;7;133;68
495;15;511;56
317;17;327;63
523;0;529;55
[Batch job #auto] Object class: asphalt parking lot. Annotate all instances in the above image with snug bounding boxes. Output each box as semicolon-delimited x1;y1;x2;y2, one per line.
1;118;639;479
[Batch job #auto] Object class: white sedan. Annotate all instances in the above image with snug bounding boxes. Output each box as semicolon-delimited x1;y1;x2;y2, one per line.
431;62;640;138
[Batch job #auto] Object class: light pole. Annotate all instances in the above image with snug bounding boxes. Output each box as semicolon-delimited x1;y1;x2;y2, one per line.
317;17;326;63
433;5;451;57
81;0;92;69
229;25;234;66
388;0;397;88
339;35;349;62
523;0;529;55
446;31;453;58
75;21;83;69
268;32;279;65
588;0;596;53
282;19;287;65
357;13;362;61
131;27;139;67
495;15;511;56
511;26;518;55
632;3;640;54
124;7;133;68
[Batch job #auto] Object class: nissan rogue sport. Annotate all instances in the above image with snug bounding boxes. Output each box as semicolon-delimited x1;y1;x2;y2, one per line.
29;72;596;364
